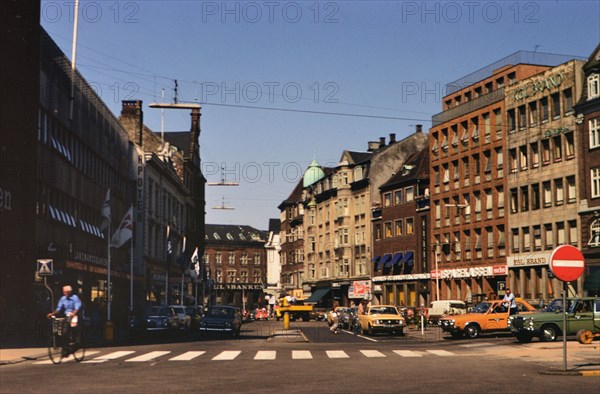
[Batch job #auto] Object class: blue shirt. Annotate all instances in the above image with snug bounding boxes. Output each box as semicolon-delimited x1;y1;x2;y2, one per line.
56;294;82;314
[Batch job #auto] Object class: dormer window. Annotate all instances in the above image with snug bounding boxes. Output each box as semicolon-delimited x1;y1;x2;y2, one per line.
239;233;246;240
588;74;600;100
226;233;234;240
213;232;221;240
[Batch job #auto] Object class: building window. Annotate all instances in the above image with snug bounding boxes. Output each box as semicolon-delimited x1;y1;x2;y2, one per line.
241;252;248;265
528;101;537;126
519;145;528;170
509;148;517;173
254;253;261;265
486;227;494;258
394;189;403;205
543;181;552;207
497;186;505;217
530;142;539;168
568;220;578;246
533;226;542;251
253;270;261;283
589;219;600;247
395;219;403;236
384;222;393;238
563;88;573;114
567;176;576;204
405;186;414;202
406;218;414;235
512;229;519;252
384;192;392;207
518;105;526;130
510;188;518;213
523;227;531;252
227;270;236;283
520;186;529;212
374;223;382;240
592;168;600;198
565;132;574;158
241;270;248;282
540;97;549;122
590;118;600;149
542;139;550;164
557;222;565;245
553;136;562;162
215;252;222;265
228;252;236;265
544;224;553;250
588;74;599;100
551;93;561;119
531;183;540;210
555;178;564;206
507;109;516;132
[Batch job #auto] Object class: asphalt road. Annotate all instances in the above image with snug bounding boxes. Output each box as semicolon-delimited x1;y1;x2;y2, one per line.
1;320;598;393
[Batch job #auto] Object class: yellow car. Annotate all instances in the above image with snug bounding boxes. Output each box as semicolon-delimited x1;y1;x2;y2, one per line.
357;305;406;336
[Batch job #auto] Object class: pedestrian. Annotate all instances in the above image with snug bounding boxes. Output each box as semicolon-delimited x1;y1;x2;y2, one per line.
358;299;366;316
503;288;518;315
330;302;340;334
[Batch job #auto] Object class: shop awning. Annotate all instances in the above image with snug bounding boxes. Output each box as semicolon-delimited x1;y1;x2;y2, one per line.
390;253;403;266
403;251;414;267
381;254;393;268
305;288;330;304
372;256;381;272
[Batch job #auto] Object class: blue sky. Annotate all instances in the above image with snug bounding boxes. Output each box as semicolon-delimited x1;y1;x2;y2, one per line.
41;0;600;230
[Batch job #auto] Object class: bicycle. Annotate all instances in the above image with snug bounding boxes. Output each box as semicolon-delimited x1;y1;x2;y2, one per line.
48;316;85;364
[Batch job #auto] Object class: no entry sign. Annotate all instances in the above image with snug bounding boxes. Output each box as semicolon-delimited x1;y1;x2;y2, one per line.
549;245;585;282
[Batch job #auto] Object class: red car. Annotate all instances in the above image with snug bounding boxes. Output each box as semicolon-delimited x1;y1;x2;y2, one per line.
254;308;269;320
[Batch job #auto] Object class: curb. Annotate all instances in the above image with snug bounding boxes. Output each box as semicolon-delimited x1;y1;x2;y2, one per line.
0;353;48;366
538;370;600;376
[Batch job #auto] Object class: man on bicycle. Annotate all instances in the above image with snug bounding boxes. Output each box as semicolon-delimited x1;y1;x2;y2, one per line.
47;285;81;327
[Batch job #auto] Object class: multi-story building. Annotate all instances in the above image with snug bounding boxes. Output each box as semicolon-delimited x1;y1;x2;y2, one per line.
301;130;428;307
371;147;430;308
429;51;577;303
264;218;282;298
575;44;600;297
204;224;267;310
505;60;584;302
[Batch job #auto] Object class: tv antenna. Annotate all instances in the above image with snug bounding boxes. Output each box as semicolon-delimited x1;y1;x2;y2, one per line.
207;166;239;186
212;196;235;210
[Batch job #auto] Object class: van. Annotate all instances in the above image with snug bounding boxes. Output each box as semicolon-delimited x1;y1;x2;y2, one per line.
428;300;467;325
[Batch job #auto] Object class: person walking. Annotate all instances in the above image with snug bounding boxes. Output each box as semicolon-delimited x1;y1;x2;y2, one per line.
329;303;340;334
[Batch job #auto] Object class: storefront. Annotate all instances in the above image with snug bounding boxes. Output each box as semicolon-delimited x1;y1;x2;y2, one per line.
372;274;429;308
430;265;507;304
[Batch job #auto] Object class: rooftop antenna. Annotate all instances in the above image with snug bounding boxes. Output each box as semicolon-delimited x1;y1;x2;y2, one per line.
212;196;235;210
161;88;165;142
207;166;240;186
174;79;179;104
533;44;541;53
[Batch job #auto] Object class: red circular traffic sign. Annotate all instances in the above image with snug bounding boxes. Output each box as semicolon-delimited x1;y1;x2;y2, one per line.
549;245;585;282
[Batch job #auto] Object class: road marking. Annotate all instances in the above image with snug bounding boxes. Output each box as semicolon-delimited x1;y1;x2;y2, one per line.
212;350;241;361
326;350;349;359
360;350;386;358
356;334;378;342
125;351;171;362
254;351;276;360
393;350;423;357
169;351;206;361
35;351;100;364
426;350;455;356
83;350;136;363
459;342;494;348
292;350;312;359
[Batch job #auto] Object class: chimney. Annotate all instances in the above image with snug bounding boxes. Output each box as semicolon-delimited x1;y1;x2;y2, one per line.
379;137;386;147
416;124;423;133
389;133;396;143
121;100;144;146
368;141;379;151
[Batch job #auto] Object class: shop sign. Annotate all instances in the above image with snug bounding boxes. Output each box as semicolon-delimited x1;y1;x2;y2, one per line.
492;265;507;275
373;284;382;292
152;273;166;282
513;73;564;101
74;251;107;267
348;280;372;298
507;252;550;268
213;283;264;291
372;273;430;283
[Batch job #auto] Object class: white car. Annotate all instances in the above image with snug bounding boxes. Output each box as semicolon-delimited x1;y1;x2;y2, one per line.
168;305;192;331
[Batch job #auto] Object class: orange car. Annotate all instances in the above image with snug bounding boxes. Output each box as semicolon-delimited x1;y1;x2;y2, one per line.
440;298;536;339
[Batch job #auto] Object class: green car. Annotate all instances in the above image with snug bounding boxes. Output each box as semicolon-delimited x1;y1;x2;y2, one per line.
509;297;600;343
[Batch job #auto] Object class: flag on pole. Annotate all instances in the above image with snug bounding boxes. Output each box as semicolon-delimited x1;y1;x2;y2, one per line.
188;247;199;281
110;207;133;248
166;225;173;268
100;189;110;231
176;236;188;270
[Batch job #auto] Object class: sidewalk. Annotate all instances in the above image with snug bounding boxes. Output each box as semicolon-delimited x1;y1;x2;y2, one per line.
0;348;48;365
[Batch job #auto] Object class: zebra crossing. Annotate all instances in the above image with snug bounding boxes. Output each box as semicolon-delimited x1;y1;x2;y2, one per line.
34;348;457;365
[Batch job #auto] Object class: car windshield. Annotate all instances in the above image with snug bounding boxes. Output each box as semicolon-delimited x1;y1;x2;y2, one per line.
172;307;185;314
471;302;491;313
205;307;234;317
370;307;399;315
144;306;168;316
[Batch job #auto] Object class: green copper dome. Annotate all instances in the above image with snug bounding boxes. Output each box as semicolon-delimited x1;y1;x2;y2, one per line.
303;159;325;188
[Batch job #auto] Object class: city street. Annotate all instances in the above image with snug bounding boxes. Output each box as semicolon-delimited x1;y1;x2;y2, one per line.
1;321;598;393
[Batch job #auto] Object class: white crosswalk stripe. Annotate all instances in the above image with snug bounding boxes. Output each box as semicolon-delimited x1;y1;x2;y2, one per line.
169;351;206;361
292;350;312;359
125;351;171;362
212;350;241;361
360;350;386;358
326;350;349;359
34;348;458;365
254;351;276;360
426;349;455;356
393;350;423;357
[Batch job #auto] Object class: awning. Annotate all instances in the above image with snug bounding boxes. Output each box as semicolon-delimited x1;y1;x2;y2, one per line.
390;253;403;267
381;254;392;268
305;288;330;304
372;256;381;272
403;251;414;267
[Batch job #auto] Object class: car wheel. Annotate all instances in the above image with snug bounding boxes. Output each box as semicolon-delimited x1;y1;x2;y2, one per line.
368;324;374;336
465;324;480;339
516;332;533;343
450;331;463;339
576;329;594;344
540;324;559;342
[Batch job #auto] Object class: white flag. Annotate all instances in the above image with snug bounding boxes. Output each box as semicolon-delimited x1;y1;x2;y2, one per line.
100;189;110;231
110;207;133;248
189;247;199;281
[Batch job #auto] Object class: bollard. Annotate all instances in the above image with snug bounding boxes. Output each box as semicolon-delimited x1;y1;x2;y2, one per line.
104;321;114;342
283;312;290;330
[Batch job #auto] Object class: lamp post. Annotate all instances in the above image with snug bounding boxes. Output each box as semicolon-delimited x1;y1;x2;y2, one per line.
434;244;440;301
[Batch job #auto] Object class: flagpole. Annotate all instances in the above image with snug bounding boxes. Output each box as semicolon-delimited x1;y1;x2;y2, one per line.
165;225;170;306
181;272;184;306
107;209;111;322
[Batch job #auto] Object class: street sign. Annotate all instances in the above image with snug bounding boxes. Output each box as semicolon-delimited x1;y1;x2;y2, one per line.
497;281;506;296
549;245;585;282
37;259;53;276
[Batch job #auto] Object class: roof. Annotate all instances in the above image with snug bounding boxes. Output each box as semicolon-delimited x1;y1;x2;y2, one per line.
345;151;372;165
268;218;280;233
303;159;326;187
380;147;429;190
205;224;267;243
160;132;193;157
278;178;304;210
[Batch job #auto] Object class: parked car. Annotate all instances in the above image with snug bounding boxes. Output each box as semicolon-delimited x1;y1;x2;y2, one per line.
254;308;269;320
428;300;467;325
357;305;406;336
199;305;242;337
310;308;327;321
168;305;192;331
440;298;537;339
509;297;600;343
